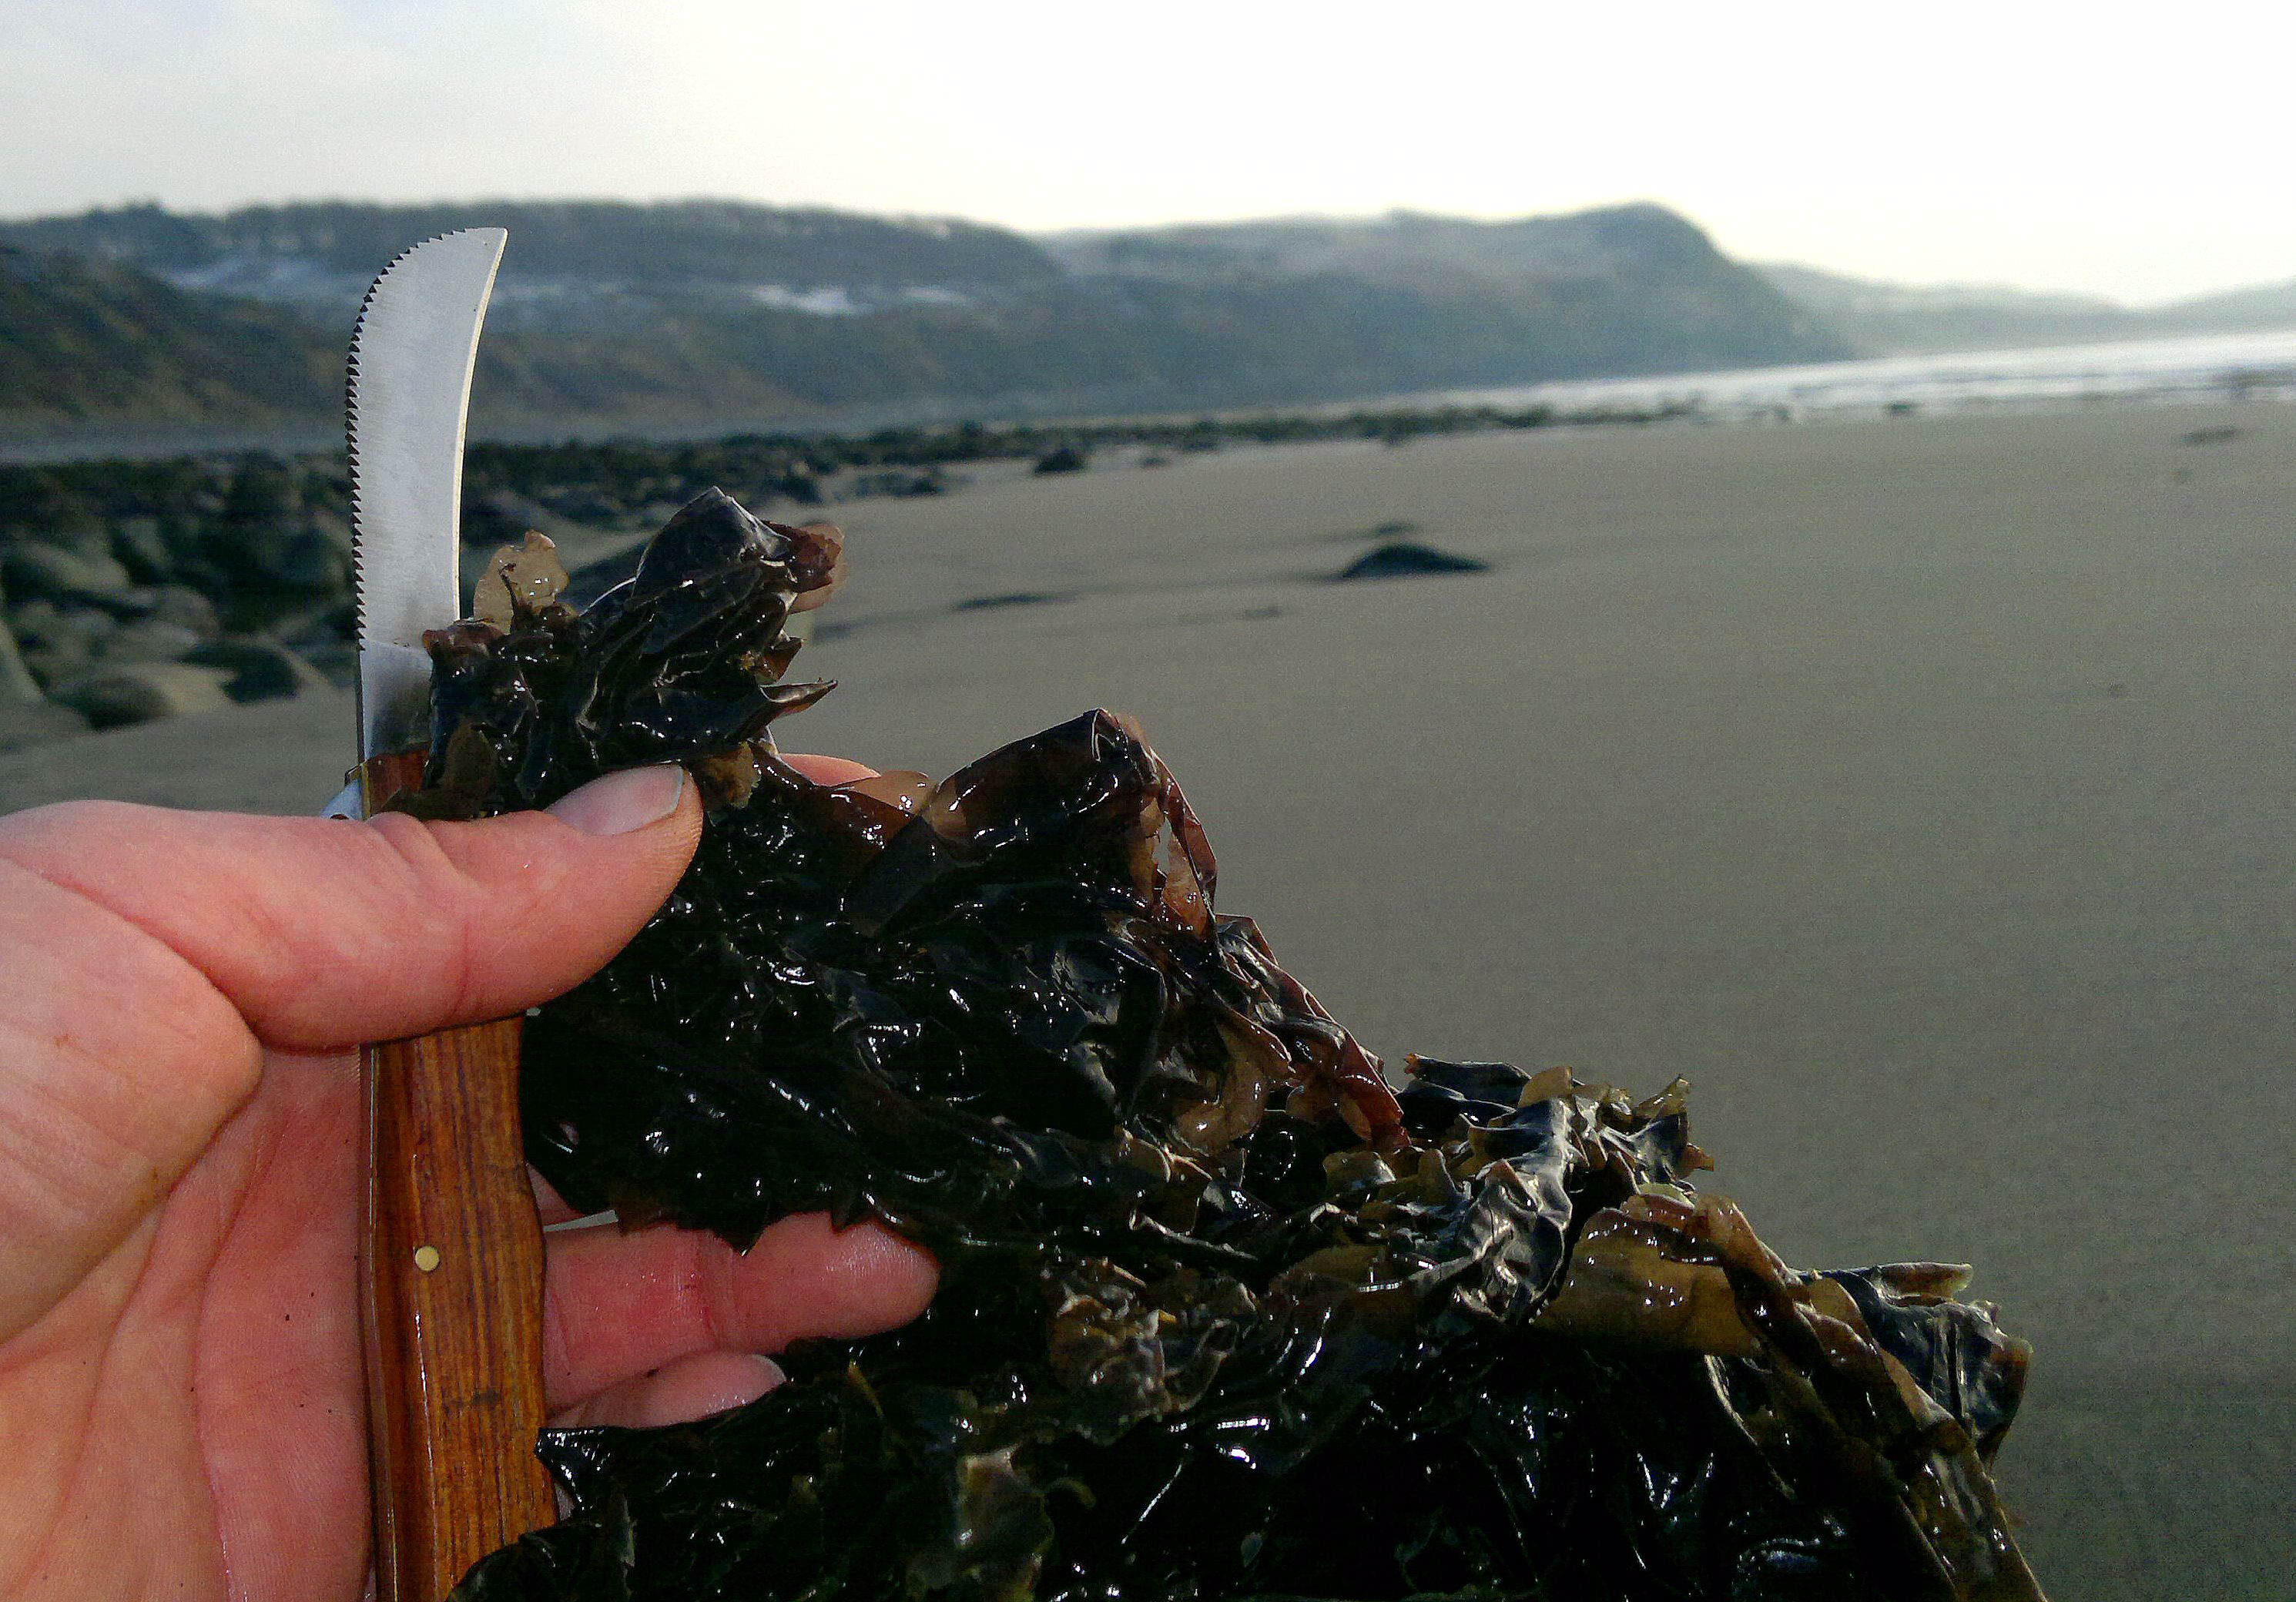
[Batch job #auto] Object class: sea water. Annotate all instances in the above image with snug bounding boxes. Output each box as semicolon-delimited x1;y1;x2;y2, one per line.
1403;326;2296;424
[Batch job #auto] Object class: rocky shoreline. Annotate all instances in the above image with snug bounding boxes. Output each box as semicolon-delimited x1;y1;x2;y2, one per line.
0;446;353;752
1;403;1577;753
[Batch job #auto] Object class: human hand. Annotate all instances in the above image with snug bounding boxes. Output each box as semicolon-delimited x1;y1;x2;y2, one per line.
0;758;937;1601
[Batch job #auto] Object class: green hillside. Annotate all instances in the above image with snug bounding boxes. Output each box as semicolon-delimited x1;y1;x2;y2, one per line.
0;199;1063;308
0;246;335;429
1047;205;1845;378
2167;276;2296;330
2;199;1855;440
1757;261;2296;356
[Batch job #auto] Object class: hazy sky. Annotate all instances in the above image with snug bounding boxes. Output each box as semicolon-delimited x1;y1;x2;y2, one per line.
6;0;2292;303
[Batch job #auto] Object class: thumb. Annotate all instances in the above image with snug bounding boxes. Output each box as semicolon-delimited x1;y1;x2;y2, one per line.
0;766;699;1342
0;764;701;1051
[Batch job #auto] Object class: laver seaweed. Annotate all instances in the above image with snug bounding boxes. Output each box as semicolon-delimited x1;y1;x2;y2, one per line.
411;488;2045;1601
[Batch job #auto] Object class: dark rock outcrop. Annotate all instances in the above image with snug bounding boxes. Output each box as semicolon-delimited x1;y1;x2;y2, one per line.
51;661;236;728
148;585;222;636
1;541;136;608
185;638;331;702
7;599;115;685
1335;541;1491;581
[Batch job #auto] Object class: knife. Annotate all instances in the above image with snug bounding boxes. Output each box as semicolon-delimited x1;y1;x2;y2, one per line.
345;226;558;1602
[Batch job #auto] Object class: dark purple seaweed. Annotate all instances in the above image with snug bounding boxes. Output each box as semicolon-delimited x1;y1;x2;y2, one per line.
423;490;2046;1602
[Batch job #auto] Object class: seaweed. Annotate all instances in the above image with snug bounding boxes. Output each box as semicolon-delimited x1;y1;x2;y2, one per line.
417;488;2046;1601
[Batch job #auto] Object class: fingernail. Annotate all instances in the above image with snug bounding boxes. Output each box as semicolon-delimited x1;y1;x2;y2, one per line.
547;766;687;836
642;1352;783;1427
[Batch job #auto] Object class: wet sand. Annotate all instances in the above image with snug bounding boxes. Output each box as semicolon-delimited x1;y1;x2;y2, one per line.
7;400;2293;1598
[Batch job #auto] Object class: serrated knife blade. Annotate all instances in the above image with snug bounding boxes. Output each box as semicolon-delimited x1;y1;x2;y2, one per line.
350;227;506;765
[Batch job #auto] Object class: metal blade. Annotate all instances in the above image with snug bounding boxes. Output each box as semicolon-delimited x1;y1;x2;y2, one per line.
349;227;507;761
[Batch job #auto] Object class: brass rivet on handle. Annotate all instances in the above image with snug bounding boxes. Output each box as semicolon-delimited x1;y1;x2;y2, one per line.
413;1245;442;1273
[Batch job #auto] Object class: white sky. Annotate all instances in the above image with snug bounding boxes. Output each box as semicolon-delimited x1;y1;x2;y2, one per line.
4;0;2291;304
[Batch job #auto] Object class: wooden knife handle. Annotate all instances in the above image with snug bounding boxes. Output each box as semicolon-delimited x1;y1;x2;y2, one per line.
360;751;557;1601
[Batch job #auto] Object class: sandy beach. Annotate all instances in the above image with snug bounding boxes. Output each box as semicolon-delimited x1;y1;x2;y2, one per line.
5;399;2291;1599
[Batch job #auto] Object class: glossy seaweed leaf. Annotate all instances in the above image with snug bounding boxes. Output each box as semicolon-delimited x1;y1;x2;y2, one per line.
428;490;2048;1602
